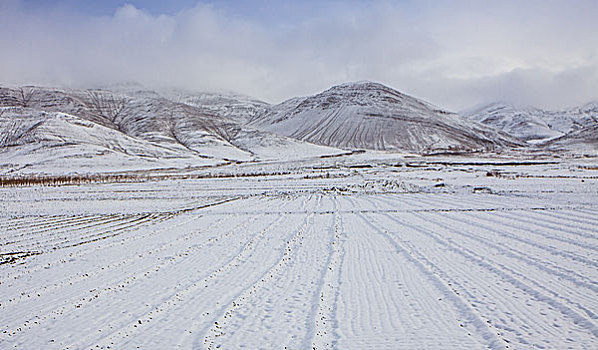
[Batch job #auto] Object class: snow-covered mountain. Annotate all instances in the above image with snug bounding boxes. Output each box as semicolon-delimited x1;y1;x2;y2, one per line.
250;82;523;153
2;82;595;175
102;83;270;125
0;106;216;174
462;102;598;143
0;86;341;174
165;90;269;125
542;124;598;153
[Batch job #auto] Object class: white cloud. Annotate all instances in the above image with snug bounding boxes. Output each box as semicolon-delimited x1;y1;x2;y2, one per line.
0;0;596;110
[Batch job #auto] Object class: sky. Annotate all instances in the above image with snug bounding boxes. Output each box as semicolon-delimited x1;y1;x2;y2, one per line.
1;0;597;111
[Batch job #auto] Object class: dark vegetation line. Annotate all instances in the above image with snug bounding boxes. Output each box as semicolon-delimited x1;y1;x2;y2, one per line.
0;171;293;187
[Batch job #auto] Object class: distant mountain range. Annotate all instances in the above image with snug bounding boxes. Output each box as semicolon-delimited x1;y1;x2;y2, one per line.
0;86;337;174
462;102;598;143
1;81;596;174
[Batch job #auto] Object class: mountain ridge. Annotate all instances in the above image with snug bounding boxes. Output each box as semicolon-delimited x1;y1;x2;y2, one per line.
0;86;342;174
1;81;596;174
462;101;598;144
250;81;523;153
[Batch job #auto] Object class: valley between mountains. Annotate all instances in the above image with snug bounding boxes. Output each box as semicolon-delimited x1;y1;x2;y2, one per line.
1;81;596;349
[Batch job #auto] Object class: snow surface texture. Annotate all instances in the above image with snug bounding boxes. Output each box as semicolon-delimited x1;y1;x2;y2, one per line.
1;155;597;349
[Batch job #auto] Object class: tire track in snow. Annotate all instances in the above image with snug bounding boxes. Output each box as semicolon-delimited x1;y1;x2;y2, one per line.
411;211;598;318
200;198;319;349
1;198;280;346
1;213;135;250
1;213;187;282
376;209;598;347
1;213;174;270
458;210;598;268
490;210;598;249
368;193;597;267
364;189;597;274
90;196;303;349
1;213;239;343
524;205;598;233
1;196;247;282
353;209;503;349
453;210;598;281
576;208;598;221
1;214;113;245
87;214;289;349
0;213;224;311
310;195;344;350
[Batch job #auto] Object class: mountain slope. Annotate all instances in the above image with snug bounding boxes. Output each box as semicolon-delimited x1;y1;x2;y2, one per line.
164;90;269;125
0;107;218;174
104;83;270;125
462;102;598;143
542;124;598;154
250;82;522;153
0;86;341;168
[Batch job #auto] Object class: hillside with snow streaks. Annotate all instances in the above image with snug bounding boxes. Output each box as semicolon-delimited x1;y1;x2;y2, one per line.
169;91;269;125
0;87;342;174
0;107;219;174
462;101;598;143
543;124;598;153
251;82;523;153
4;82;598;169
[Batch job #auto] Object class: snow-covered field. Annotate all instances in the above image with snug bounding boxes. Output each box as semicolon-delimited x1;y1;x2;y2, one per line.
1;154;597;349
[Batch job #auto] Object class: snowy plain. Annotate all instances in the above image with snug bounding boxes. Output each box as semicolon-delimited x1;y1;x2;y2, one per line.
1;152;597;349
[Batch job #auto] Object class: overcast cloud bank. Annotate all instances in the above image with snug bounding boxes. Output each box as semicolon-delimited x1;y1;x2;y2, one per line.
1;0;597;110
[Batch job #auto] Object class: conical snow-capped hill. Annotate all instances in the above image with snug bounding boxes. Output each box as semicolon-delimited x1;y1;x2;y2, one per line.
250;81;522;153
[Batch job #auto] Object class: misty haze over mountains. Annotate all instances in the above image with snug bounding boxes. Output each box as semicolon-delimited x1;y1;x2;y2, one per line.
2;1;598;111
1;81;596;174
